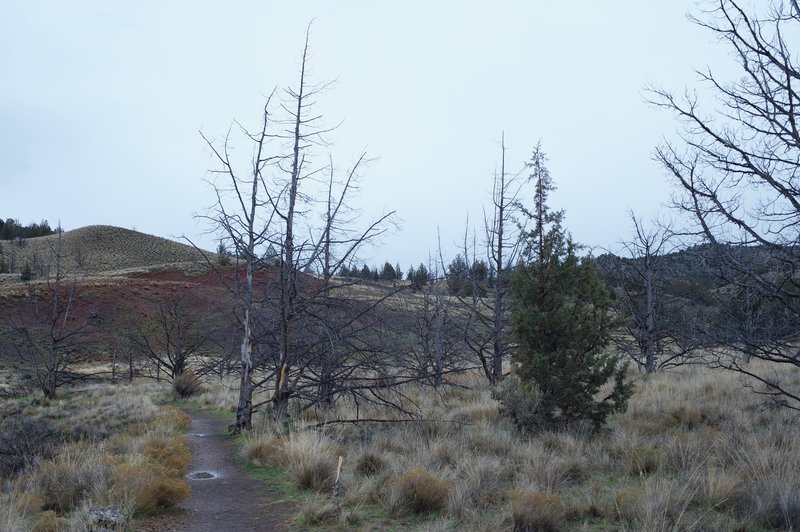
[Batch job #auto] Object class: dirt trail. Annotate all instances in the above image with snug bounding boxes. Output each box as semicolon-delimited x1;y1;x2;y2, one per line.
138;411;296;531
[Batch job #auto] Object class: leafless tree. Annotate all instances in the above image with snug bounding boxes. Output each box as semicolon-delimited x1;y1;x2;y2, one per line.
613;212;699;372
480;134;526;383
203;24;397;429
651;0;800;409
132;290;217;381
201;92;279;431
2;231;91;399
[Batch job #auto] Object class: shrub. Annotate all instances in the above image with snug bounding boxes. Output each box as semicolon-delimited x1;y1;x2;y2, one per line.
492;376;546;433
0;415;55;478
172;371;203;398
20;262;33;281
510;489;564;531
388;469;448;515
509;182;633;430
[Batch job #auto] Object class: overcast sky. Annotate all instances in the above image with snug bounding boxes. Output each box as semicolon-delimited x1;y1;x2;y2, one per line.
1;1;734;268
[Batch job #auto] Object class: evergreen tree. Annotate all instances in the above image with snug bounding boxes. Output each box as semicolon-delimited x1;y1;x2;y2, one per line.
446;254;469;295
410;263;429;291
20;261;33;282
216;241;232;266
380;261;396;280
503;146;632;430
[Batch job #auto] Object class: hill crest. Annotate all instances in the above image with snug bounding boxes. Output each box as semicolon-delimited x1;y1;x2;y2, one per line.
0;225;211;277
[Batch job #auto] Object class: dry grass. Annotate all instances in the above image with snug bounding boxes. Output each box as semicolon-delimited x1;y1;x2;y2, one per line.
221;360;800;530
385;469;449;516
0;380;191;529
510;488;565;531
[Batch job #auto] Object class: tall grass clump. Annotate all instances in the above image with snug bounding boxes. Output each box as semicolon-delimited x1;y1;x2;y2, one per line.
385;469;449;516
510;488;564;531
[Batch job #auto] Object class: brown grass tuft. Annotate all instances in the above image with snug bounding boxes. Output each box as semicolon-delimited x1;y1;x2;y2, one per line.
296;494;340;526
510;488;564;531
111;461;191;516
387;469;449;516
284;432;338;492
354;451;387;477
244;435;286;469
628;447;664;476
30;510;69;532
34;458;108;514
142;436;191;475
172;371;203;398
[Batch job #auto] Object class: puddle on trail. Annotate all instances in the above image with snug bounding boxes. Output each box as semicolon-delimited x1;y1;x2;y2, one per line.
186;433;210;437
188;470;221;480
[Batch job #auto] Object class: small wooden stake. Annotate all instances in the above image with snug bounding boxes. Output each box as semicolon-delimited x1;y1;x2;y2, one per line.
333;455;344;512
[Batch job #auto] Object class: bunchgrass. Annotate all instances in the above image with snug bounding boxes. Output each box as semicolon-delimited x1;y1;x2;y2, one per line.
228;361;800;530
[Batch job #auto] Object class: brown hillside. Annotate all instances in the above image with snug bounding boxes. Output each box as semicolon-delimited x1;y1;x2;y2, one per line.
0;225;212;277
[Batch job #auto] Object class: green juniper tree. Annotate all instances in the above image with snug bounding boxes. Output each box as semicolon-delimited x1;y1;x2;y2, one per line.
504;144;632;430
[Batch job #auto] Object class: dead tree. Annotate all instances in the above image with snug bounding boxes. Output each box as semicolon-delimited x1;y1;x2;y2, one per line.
2;230;91;399
204;25;396;428
482;133;526;383
651;0;800;410
613;212;681;373
201;91;279;432
132;290;216;381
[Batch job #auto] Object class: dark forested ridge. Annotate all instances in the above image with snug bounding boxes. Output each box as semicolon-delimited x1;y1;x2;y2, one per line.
0;218;57;240
595;243;783;296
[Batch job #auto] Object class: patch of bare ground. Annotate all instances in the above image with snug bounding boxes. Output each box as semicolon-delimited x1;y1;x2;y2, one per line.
137;410;297;532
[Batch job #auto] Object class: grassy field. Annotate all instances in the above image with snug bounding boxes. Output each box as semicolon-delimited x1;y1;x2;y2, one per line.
0;380;192;531
1;362;798;530
189;362;800;531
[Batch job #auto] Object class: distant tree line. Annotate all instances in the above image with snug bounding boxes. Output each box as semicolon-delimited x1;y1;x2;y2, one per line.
337;261;404;282
0;218;57;240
